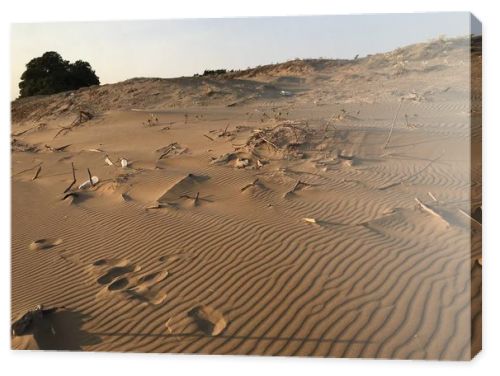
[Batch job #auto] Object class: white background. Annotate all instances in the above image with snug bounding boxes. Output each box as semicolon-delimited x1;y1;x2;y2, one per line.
1;1;497;375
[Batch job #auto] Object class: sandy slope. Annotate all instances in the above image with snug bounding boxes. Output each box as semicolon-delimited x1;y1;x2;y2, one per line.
11;36;481;359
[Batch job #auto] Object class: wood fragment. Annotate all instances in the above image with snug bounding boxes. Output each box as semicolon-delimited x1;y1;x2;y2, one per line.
241;178;259;192
32;166;42;181
303;218;317;224
63;163;76;193
53;126;72;139
458;209;482;226
414;198;450;227
157;143;179;160
378;152;443;190
292;179;302;193
13;162;43;177
428;192;438;202
203;134;214;141
383;99;404;149
45;144;71;152
87;168;94;187
259;136;279;150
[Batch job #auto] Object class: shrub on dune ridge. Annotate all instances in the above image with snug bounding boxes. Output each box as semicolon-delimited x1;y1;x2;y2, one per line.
18;51;99;98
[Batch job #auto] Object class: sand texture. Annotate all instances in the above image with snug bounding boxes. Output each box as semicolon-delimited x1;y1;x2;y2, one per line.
11;36;481;359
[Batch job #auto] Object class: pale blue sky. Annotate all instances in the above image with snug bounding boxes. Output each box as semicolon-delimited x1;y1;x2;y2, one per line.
10;12;475;99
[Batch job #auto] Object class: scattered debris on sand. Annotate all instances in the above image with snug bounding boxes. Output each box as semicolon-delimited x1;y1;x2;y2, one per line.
11;305;61;336
11;139;39;153
29;238;63;251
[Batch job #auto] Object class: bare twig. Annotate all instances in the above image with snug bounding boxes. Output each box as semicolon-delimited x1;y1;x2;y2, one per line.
157;143;179;160
241;178;260;192
428;192;438;202
87;168;94;187
415;198;450;227
63;163;76;193
383;99;404;149
378;152;444;190
203;134;214;141
259;136;279;150
458;209;482;226
45;144;71;152
32;166;42;180
53;126;72;139
13;162;43;177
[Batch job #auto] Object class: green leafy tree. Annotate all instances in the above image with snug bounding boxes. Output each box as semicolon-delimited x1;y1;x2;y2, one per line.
18;52;99;98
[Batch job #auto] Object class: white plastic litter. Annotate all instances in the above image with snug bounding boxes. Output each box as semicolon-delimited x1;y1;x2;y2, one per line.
120;158;128;168
105;156;114;166
78;176;99;190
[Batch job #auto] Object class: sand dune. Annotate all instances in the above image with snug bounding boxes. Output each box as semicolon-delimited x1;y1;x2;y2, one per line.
11;36;481;359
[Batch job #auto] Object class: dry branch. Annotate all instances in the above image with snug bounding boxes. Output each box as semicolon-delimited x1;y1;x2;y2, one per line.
378;152;444;190
63;162;76;193
458;209;482;226
241;178;260;192
32;166;42;180
87;168;94;187
203;134;214;141
45;144;71;152
415;198;450;227
383;99;404;149
13;162;43;177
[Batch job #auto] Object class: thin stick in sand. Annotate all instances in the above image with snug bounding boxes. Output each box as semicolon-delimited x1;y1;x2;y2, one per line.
32;165;42;181
428;192;438;202
378;151;444;190
414;198;450;227
204;134;214;141
14;162;43;177
241;178;260;192
458;209;482;226
63;163;76;193
87;168;94;187
383;98;404;149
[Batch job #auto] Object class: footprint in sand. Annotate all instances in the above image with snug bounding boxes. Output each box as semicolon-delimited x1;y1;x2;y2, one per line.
107;277;130;291
90;258;168;306
96;265;140;285
166;305;228;336
188;305;228;336
29;238;63;251
121;270;169;305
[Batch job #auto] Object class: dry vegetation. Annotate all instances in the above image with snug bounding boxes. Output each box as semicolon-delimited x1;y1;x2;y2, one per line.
11;36;481;359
